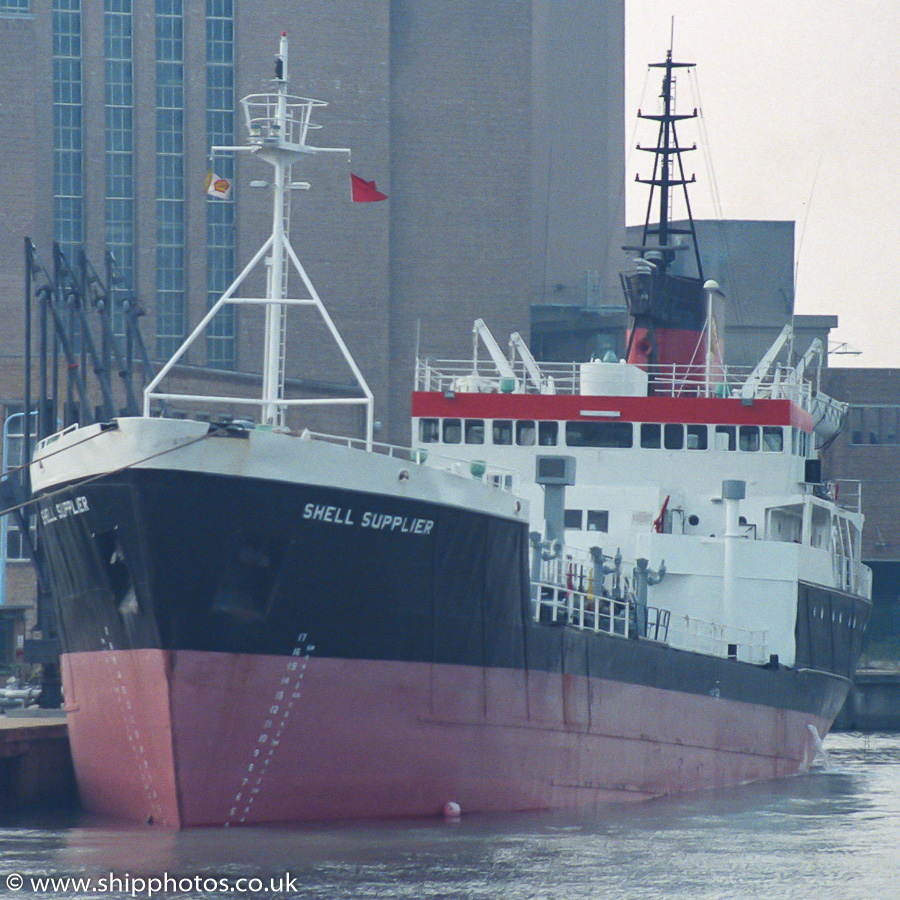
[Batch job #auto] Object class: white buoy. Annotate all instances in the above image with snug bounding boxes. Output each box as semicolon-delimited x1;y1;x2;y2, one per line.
442;801;461;820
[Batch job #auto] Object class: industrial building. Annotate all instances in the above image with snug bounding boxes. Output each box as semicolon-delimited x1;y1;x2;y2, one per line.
0;0;625;617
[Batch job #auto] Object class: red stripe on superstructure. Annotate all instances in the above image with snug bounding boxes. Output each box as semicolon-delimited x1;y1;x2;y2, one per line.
411;392;816;431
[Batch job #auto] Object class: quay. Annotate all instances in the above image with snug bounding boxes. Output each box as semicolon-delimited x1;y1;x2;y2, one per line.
835;668;900;731
0;711;76;813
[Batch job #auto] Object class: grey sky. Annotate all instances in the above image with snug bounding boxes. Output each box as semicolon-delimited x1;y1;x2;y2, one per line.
626;0;900;367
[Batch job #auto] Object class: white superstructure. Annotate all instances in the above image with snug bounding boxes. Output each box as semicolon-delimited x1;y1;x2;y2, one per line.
412;322;869;669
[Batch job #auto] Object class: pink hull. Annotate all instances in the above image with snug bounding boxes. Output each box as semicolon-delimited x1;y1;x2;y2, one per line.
62;649;825;828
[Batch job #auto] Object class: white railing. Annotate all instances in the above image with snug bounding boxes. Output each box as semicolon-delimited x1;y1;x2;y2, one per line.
665;613;769;664
531;581;671;642
532;581;629;636
416;357;824;404
832;549;871;597
828;479;862;514
241;93;328;150
293;430;519;492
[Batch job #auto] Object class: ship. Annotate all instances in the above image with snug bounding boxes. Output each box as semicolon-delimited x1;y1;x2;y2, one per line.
29;42;870;828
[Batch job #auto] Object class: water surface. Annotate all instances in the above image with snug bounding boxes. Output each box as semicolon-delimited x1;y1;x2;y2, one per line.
1;732;897;899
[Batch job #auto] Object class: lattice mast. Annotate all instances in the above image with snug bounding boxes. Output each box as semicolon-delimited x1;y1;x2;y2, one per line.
635;49;703;279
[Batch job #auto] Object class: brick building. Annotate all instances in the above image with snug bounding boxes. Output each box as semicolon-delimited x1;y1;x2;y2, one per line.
0;2;626;614
825;368;900;653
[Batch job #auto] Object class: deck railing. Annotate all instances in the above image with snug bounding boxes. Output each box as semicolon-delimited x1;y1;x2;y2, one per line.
665;614;769;664
293;430;519;492
531;581;671;643
416;357;822;404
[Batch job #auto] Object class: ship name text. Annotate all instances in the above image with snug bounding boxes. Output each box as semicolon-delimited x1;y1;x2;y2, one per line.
301;503;434;535
40;495;90;525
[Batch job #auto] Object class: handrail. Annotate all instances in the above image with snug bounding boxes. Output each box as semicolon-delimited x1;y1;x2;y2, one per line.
665;613;769;664
294;430;519;491
416;356;831;404
531;580;671;644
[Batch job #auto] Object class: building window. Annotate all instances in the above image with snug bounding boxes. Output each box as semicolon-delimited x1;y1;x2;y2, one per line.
105;0;134;336
2;409;37;562
0;1;30;14
205;0;236;368
53;0;83;258
155;0;185;360
848;405;900;445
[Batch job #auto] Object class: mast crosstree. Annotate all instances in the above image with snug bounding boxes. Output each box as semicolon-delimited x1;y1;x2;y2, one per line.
633;49;702;279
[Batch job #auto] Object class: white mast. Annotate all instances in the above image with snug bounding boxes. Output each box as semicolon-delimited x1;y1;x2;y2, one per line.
144;33;375;446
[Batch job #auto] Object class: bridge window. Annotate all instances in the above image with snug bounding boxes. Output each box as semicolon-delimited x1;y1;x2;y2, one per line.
791;429;811;456
587;510;609;532
641;423;661;448
739;425;760;451
687;425;708;450
562;509;608;532
715;425;736;450
442;418;461;444
762;426;783;452
492;419;512;445
419;418;439;443
564;509;583;530
664;424;683;450
516;421;536;446
566;421;633;448
538;421;558;446
464;419;484;444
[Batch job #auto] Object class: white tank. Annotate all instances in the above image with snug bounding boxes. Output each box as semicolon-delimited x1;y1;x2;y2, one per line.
579;360;648;397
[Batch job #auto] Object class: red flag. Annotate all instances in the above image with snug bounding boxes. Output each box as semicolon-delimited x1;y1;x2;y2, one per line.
351;173;387;202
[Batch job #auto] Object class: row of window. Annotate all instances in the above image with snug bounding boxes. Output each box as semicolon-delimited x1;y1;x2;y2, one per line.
2;409;36;562
848;405;900;446
154;2;186;360
53;1;83;255
0;1;30;14
205;1;236;368
50;2;236;368
419;418;805;455
105;1;134;337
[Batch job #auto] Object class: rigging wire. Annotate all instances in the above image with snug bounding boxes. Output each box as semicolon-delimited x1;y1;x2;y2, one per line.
607;63;652;274
688;65;746;362
793;154;823;322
